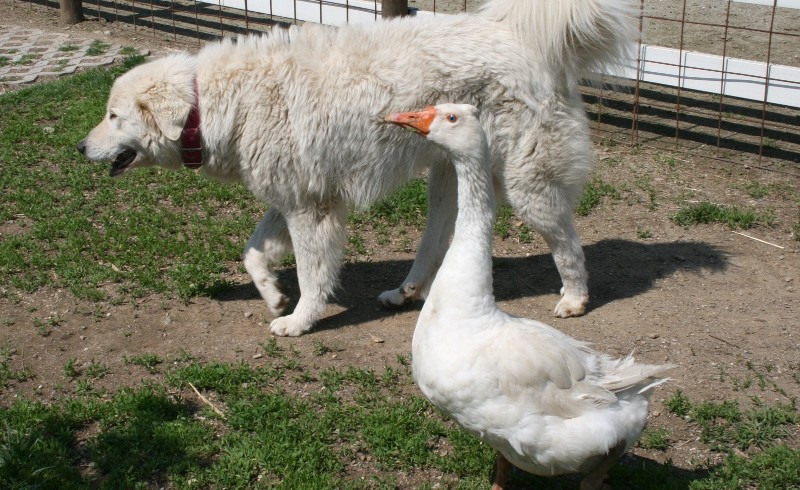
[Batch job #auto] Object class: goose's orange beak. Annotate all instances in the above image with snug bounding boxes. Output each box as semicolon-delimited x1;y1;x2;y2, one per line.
384;106;436;137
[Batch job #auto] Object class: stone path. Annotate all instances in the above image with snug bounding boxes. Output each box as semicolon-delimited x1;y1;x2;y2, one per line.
0;24;148;87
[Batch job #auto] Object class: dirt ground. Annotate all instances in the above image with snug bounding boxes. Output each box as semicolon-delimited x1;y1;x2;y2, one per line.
1;0;799;483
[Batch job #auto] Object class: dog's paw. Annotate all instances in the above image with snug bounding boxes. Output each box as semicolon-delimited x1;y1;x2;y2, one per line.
378;283;417;309
269;315;311;337
553;288;588;318
266;293;289;316
378;289;407;308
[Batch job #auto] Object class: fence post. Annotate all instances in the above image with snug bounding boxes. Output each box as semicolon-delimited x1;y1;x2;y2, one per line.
59;0;85;25
382;0;409;18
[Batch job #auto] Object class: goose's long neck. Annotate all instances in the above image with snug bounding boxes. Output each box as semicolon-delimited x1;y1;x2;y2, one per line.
430;139;496;314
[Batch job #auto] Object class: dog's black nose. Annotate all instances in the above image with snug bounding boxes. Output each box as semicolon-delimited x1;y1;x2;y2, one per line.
76;140;86;155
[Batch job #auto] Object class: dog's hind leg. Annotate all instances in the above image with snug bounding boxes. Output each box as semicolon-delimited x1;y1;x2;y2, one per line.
510;181;589;318
244;208;293;316
379;162;457;308
269;200;348;337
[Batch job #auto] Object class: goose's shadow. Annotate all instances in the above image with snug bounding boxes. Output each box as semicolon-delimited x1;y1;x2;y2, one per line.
504;452;709;489
213;238;726;331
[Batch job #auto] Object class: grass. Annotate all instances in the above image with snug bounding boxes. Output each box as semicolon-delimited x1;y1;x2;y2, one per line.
664;390;799;488
0;55;266;303
85;40;111;57
2;355;796;489
672;202;775;229
577;176;621;216
125;353;163;374
0;350;33;388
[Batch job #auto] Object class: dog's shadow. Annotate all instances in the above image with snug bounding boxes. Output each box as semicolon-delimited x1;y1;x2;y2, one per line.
213;238;727;331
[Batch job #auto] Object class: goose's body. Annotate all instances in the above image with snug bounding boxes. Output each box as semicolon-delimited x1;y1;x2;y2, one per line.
385;104;674;489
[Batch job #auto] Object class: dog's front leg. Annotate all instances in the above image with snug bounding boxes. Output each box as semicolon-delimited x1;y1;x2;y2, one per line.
379;162;457;308
244;208;293;316
269;200;347;337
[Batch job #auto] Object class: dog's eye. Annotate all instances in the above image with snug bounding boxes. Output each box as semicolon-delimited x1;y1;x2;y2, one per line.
108;112;118;120
446;114;458;123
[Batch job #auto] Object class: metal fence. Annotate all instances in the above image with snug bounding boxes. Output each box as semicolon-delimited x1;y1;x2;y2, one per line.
12;0;800;173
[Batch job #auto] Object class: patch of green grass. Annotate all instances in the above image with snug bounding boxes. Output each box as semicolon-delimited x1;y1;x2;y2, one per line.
637;229;653;239
12;54;39;66
119;46;139;57
655;152;679;168
638;427;671;451
0;59;266;302
0;349;33;388
494;203;514;239
741;181;769;199
0;56;9;67
352;178;429;228
663;390;800;489
85;360;110;379
672;202;774;229
666;390;797;453
125;353;163;374
348;232;368;256
577;176;621;216
63;358;79;379
692;444;800;489
85;40;111;57
58;44;80;52
312;340;333;357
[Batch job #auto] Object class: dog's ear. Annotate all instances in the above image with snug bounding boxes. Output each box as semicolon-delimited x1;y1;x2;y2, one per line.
137;85;192;141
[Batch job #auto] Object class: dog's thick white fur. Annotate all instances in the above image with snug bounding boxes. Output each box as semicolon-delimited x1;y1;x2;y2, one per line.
78;0;636;336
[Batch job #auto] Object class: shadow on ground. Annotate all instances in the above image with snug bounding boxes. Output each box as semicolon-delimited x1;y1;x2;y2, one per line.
212;238;727;332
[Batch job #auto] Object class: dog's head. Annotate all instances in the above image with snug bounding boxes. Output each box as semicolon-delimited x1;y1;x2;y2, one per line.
77;54;197;177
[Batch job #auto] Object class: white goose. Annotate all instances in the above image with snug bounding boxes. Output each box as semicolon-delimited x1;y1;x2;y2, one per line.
385;104;674;490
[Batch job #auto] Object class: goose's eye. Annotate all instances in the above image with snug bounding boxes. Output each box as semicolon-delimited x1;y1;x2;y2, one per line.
446;113;458;123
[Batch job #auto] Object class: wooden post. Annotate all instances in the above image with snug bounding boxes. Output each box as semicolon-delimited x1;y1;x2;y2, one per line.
59;0;85;25
382;0;409;18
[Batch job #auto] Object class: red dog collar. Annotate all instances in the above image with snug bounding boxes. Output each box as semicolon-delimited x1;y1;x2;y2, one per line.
181;79;203;168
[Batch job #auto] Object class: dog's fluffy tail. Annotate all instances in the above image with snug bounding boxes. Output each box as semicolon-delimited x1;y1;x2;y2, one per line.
479;0;637;74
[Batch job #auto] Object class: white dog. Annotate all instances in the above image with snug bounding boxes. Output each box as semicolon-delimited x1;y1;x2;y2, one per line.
78;0;635;336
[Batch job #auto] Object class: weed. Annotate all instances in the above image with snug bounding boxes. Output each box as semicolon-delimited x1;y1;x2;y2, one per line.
0;350;33;388
694;444;800;489
0;56;9;67
125;353;163;374
32;318;51;337
13;54;39;66
666;389;692;417
638;427;670;451
119;46;139;56
85;360;110;379
261;338;284;358
672;202;766;229
63;358;79;379
741;181;769;199
637;229;653;239
58;44;79;52
761;137;779;150
280;252;297;267
85;40;111;56
352;178;428;227
494;204;514;239
312;340;333;357
577;176;621;216
348;233;368;256
656;152;678;168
